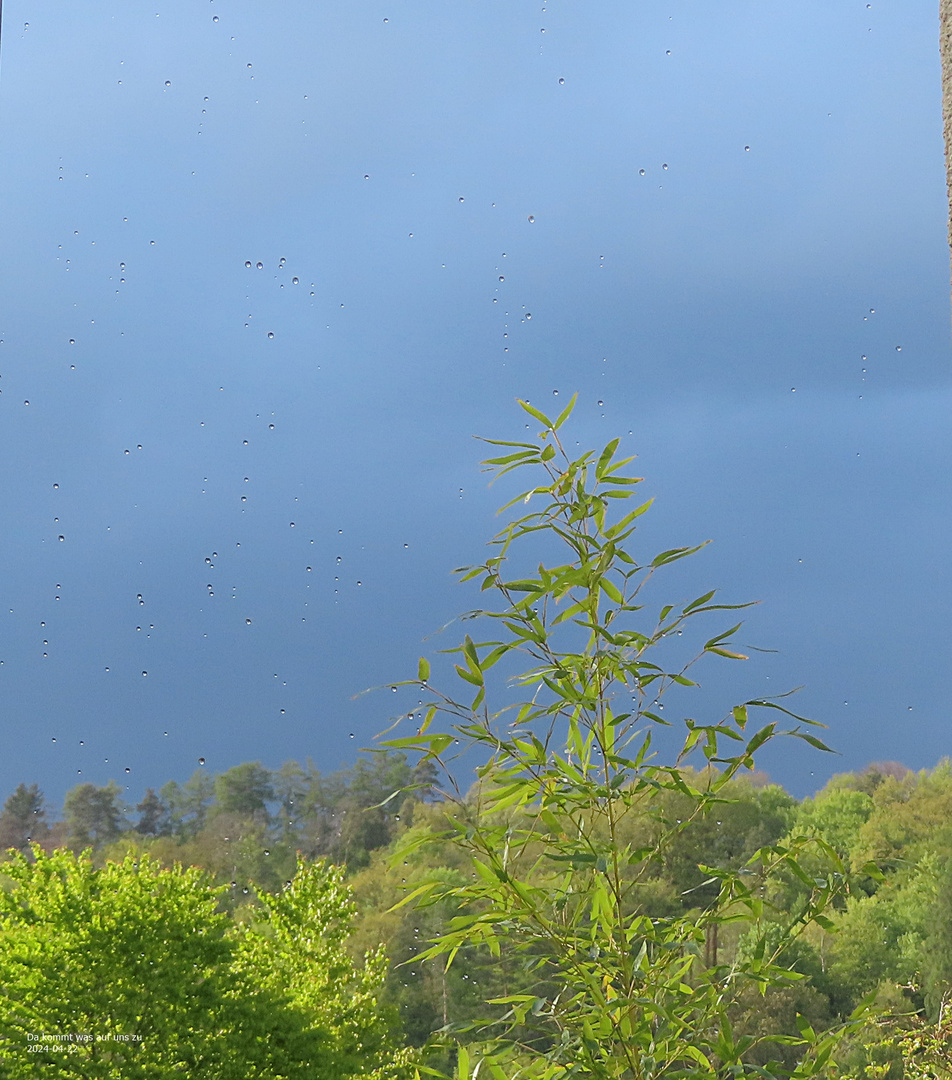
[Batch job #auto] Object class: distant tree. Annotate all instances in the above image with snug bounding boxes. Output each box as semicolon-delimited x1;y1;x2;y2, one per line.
0;783;47;853
273;759;310;841
134;787;169;835
160;768;214;839
300;752;440;868
214;761;274;820
62;780;125;850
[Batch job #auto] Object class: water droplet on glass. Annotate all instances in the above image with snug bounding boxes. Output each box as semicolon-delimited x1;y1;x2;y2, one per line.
662;163;668;170
597;400;603;406
165;80;171;87
665;49;671;55
268;331;274;339
895;345;901;352
292;277;299;284
245;618;252;625
527;215;535;223
244;260;252;268
198;757;205;766
525;313;531;319
58;535;65;542
256;261;263;269
558;77;565;85
498;275;505;282
69;339;75;345
213;14;219;21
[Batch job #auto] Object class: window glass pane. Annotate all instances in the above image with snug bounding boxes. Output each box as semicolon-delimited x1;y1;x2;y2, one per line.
0;0;947;813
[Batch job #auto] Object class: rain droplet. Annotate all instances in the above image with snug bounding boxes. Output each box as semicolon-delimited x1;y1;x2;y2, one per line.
245;618;252;625
459;196;465;203
213;14;219;21
744;145;750;152
498;275;505;282
268;331;274;339
662;163;668;170
292;277;299;284
525;313;531;319
558;77;564;85
244;260;252;268
597;400;604;406
895;345;901;352
69;339;75;345
165;80;171;87
527;215;535;223
58;535;65;542
142;670;147;677
198;757;205;766
256;261;263;269
639;168;645;176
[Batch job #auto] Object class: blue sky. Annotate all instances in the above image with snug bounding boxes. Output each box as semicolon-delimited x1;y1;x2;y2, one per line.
0;0;948;809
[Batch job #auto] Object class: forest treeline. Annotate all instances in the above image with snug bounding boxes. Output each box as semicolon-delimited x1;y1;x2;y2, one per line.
3;752;952;1077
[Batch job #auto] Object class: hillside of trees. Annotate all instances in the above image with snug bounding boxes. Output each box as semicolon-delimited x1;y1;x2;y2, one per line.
3;752;952;1077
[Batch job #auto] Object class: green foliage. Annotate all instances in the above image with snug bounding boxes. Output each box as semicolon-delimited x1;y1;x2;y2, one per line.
0;846;413;1079
382;399;866;1079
